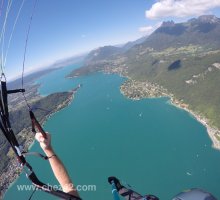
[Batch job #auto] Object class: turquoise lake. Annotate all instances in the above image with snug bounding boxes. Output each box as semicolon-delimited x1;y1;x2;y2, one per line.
4;63;220;199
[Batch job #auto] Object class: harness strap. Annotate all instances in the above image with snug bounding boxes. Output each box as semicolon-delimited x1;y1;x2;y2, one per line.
28;172;82;200
0;81;27;165
7;89;25;94
108;177;160;200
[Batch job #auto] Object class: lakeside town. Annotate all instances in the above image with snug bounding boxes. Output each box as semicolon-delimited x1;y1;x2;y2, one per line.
120;79;220;150
103;63;220;151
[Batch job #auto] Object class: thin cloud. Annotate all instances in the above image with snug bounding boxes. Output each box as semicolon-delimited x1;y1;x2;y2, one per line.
139;26;154;34
139;22;162;35
146;0;220;19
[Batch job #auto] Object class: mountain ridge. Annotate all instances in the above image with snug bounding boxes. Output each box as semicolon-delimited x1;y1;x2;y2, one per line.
67;15;220;138
141;15;220;50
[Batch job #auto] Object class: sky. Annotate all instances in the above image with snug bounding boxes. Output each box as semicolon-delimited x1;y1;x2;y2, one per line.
0;0;220;80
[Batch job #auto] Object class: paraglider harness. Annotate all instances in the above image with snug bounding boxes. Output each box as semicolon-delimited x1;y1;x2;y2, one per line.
108;176;217;200
108;177;159;200
0;74;81;200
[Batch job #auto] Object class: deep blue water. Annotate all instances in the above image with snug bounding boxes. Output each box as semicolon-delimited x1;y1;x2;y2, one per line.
4;63;220;200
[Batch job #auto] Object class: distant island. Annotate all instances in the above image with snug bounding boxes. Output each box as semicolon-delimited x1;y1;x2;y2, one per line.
67;15;220;150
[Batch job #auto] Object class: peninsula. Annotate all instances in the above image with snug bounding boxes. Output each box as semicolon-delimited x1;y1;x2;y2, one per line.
0;82;79;199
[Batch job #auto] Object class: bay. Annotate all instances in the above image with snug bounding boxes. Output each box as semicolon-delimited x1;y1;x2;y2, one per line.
4;63;220;200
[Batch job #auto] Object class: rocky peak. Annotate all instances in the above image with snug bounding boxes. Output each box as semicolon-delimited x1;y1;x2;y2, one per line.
161;20;175;27
189;15;220;24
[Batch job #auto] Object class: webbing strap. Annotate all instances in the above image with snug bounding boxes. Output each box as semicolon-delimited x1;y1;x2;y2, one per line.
7;89;25;94
1;81;9;118
0;81;27;164
28;172;82;200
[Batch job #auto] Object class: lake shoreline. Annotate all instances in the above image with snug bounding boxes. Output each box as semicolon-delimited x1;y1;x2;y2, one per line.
5;70;220;199
67;65;220;150
119;78;220;151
